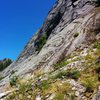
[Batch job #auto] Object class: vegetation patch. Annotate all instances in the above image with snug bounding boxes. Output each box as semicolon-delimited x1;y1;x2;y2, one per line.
74;32;79;38
93;42;100;50
7;79;34;100
95;58;100;81
79;60;100;96
52;81;75;100
37;80;50;91
18;81;33;94
82;78;96;93
80;50;100;88
36;33;47;52
66;70;81;80
54;93;64;100
96;0;100;6
54;71;67;79
10;75;18;87
53;60;70;70
0;58;12;71
53;69;81;80
0;76;4;81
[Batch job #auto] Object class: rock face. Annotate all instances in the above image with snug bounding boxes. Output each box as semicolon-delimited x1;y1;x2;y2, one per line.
0;0;100;94
92;92;100;100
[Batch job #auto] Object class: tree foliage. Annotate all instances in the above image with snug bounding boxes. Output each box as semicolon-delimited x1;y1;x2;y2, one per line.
0;58;12;71
96;0;100;6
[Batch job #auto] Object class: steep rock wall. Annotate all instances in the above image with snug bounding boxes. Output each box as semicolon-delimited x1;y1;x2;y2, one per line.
0;0;100;88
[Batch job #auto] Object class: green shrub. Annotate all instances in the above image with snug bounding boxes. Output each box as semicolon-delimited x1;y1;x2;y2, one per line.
95;65;100;74
54;71;67;79
19;82;32;94
11;70;15;75
36;34;47;51
10;75;18;87
82;78;95;93
0;76;4;81
70;94;77;100
54;70;81;80
96;0;100;6
7;92;17;100
93;42;100;49
54;93;64;100
0;58;12;71
74;33;79;38
37;80;50;91
98;74;100;81
0;63;3;71
95;63;100;81
7;80;34;100
54;61;69;70
66;70;81;80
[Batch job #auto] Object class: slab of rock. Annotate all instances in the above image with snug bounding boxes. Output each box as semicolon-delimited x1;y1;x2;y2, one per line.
0;91;11;99
92;91;100;100
35;95;41;100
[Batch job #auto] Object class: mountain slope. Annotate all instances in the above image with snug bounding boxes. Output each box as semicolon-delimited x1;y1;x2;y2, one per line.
1;0;99;76
0;0;100;99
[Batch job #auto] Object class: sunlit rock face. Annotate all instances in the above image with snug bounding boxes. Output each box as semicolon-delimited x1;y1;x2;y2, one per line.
0;0;100;96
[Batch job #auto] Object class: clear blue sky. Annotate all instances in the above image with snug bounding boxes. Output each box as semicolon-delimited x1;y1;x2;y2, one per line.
0;0;56;60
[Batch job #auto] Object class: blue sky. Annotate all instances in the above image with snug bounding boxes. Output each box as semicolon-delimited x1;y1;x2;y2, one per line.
0;0;56;60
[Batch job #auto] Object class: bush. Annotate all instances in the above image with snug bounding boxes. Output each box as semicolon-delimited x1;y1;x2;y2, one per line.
82;78;95;93
54;70;81;80
74;33;79;38
0;58;12;71
95;63;100;81
0;76;4;81
96;0;100;6
36;34;47;52
66;70;81;80
93;42;100;49
54;71;67;79
54;93;64;100
95;65;100;74
11;70;15;75
10;75;18;87
7;92;17;100
54;61;69;70
7;80;34;100
19;82;32;94
37;80;50;91
98;74;100;81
